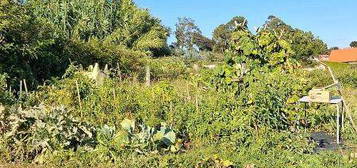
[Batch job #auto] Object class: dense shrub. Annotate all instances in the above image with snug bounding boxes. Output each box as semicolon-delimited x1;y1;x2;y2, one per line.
146;57;187;80
1;1;355;165
0;0;169;90
0;106;96;162
1;61;356;167
306;62;357;89
0;74;15;105
326;62;357;88
64;39;147;75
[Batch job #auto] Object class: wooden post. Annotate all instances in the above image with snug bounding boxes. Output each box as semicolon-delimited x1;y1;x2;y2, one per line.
113;88;116;100
23;79;28;95
145;65;151;86
19;80;23;99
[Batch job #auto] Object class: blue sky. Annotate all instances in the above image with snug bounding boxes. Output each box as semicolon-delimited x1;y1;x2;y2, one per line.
135;0;357;48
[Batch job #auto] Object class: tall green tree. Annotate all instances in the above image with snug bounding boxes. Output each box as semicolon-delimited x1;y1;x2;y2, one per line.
227;23;294;68
192;32;214;51
262;16;327;60
174;17;202;51
0;0;67;88
350;41;357;48
212;16;248;53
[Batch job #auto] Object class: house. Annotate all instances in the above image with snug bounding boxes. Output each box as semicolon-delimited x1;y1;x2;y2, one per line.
329;48;357;64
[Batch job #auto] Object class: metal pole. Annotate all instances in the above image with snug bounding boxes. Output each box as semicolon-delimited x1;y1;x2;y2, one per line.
304;103;307;133
336;104;340;144
341;101;344;131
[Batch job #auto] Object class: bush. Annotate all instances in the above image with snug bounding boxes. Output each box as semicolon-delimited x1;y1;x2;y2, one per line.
146;57;187;81
307;62;357;89
0;74;15;105
4;61;355;167
326;62;357;88
0;105;96;162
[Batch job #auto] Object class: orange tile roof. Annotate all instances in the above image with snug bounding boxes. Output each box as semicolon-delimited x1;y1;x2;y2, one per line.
329;48;357;62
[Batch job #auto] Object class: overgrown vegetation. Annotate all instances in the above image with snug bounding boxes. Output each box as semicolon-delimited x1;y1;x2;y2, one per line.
1;0;357;167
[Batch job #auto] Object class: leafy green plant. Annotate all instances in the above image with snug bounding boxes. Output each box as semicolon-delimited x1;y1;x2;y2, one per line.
0;73;15;105
119;119;180;154
1;105;95;162
145;57;188;81
195;155;234;168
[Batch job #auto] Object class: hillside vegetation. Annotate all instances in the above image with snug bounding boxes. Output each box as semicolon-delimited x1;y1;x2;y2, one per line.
1;0;357;167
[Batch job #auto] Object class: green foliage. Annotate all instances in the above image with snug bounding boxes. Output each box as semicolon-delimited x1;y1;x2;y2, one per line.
350;41;357;48
208;66;309;134
0;0;169;90
212;16;248;53
0;0;69;89
213;15;327;63
0;74;15;105
0;105;95;162
64;39;146;74
326;62;357;88
118;119;180;154
1;62;356;167
226;24;296;68
27;0;169;55
263;16;328;60
174;17;202;51
1;2;356;167
192;32;215;51
290;30;327;60
146;57;187;80
307;62;357;88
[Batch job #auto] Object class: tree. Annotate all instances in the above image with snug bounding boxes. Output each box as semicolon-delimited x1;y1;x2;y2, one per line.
263;15;293;33
350;41;357;48
0;0;66;88
26;0;169;56
290;30;327;60
327;47;339;54
192;32;214;51
212;16;248;53
174;17;202;51
261;16;327;60
1;0;170;89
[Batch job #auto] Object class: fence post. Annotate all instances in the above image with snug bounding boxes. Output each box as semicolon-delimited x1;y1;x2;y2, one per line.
23;79;28;95
145;65;151;86
19;80;23;99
